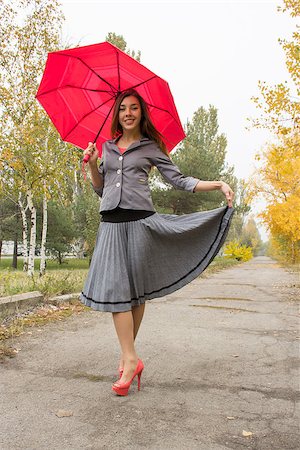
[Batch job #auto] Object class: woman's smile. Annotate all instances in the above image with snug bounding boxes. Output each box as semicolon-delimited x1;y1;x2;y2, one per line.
119;95;142;132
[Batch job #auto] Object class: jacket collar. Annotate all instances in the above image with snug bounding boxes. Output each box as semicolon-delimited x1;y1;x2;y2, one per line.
111;136;150;144
107;137;152;155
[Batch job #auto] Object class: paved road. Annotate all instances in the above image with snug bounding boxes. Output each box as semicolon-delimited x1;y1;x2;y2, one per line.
0;256;299;450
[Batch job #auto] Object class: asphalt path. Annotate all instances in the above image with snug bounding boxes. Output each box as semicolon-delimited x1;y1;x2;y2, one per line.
0;256;299;450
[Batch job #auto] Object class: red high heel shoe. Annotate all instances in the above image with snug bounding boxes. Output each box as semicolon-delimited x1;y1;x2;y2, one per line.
112;359;144;396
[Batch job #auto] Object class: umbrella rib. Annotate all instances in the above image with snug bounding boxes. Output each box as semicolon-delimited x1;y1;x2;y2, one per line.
146;102;183;129
115;48;121;92
62;96;115;141
56;53;119;93
94;100;116;143
127;75;158;91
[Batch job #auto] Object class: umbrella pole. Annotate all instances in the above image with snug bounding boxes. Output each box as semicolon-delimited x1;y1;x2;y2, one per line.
82;100;116;178
93;101;116;144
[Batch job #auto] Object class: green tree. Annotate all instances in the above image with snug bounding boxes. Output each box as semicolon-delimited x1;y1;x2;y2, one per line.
225;178;251;243
0;196;22;267
151;105;237;214
73;180;100;263
240;215;263;256
106;32;141;61
46;202;78;264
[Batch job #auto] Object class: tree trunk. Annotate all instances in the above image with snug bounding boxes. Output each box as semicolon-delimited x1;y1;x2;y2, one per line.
291;240;295;264
12;237;17;269
18;193;29;272
0;240;2;260
27;189;36;276
39;187;48;276
12;202;19;269
73;168;82;198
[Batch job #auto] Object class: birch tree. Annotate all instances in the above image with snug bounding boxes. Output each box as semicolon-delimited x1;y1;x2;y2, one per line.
0;0;79;275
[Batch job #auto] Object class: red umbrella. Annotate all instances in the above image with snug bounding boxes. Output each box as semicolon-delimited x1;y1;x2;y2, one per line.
36;42;185;159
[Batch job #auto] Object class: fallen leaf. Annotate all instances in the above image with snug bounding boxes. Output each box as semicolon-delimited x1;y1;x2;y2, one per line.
242;430;253;437
55;409;73;418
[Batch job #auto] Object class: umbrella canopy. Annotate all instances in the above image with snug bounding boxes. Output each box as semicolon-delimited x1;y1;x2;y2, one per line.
36;42;185;156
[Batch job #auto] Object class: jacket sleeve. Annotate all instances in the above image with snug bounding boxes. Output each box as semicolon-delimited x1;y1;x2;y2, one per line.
91;161;104;197
153;152;199;192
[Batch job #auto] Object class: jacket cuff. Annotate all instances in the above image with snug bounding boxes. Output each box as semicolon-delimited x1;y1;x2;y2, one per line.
188;178;200;193
91;182;103;197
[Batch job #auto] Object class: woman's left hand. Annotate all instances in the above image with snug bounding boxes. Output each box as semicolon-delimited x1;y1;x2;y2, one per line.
220;182;235;208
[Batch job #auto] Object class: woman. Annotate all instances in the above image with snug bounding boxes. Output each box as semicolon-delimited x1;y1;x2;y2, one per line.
80;89;235;396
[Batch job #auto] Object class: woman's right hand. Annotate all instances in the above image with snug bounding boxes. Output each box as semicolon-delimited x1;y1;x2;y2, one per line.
83;142;98;165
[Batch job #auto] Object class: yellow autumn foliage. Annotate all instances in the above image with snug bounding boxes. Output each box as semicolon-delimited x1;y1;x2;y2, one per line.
248;134;300;263
251;1;300;135
223;241;253;262
262;194;300;242
248;1;300;263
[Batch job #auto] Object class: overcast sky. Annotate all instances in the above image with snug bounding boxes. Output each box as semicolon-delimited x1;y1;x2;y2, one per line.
59;0;297;240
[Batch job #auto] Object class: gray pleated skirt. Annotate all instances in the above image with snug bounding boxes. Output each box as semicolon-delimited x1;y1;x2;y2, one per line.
80;206;235;313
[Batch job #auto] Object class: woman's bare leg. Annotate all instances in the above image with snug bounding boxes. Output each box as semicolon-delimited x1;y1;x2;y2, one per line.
132;303;145;339
112;311;139;384
118;303;145;372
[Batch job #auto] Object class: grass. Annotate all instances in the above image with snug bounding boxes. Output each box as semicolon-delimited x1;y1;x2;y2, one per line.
200;256;242;276
0;257;89;298
280;261;300;274
0;257;89;271
0;269;87;298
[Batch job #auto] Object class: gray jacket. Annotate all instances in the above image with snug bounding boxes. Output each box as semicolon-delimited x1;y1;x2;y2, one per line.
92;138;199;212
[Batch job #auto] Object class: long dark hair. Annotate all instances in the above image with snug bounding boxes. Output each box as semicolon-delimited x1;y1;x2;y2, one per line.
110;89;169;157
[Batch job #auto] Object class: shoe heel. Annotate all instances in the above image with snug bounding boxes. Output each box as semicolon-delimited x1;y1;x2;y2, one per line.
137;369;143;391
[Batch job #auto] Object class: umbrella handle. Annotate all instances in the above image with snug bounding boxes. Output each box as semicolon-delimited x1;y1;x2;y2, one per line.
82;159;88;180
81;142;97;179
82;152;90;180
83;153;90;163
83;140;98;163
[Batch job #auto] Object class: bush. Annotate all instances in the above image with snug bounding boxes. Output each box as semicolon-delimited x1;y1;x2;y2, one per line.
223;240;253;262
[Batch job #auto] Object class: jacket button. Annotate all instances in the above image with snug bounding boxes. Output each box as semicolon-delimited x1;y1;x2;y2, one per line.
116;182;120;187
118;156;123;161
117;169;121;174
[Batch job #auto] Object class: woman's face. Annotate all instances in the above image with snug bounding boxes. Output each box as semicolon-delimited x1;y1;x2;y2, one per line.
118;95;142;133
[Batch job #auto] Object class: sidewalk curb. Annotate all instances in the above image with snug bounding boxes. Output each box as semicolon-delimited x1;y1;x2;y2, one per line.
0;292;81;321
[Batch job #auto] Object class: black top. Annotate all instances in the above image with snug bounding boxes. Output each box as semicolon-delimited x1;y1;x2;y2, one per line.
101;207;155;223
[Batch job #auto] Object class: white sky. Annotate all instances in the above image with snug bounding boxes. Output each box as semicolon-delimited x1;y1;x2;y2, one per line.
59;0;297;241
